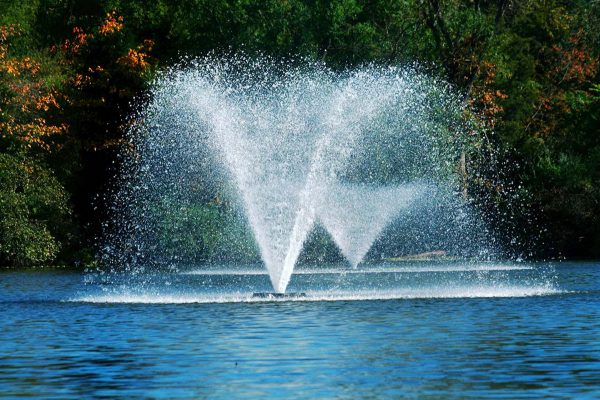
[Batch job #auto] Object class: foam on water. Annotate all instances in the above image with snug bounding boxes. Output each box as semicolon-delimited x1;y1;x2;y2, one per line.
71;285;562;304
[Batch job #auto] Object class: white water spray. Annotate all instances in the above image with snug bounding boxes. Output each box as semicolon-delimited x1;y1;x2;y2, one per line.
105;56;495;293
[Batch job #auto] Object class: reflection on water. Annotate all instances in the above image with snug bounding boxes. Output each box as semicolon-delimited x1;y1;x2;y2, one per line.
1;262;599;398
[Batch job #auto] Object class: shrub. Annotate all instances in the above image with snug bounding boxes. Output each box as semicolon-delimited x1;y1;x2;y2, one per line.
0;152;71;266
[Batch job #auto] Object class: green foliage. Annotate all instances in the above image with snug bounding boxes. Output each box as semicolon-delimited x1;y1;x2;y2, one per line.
0;0;599;264
0;153;71;266
156;200;258;262
157;201;224;261
0;0;39;47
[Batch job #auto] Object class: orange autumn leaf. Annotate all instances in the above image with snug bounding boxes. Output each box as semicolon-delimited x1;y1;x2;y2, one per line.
118;48;149;70
469;62;508;128
118;40;154;72
1;24;68;151
549;33;598;84
99;11;124;35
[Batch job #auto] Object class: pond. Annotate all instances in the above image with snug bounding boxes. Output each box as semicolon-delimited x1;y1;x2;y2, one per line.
1;261;598;398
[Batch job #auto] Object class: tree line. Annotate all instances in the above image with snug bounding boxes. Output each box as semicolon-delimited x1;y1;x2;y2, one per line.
1;0;598;267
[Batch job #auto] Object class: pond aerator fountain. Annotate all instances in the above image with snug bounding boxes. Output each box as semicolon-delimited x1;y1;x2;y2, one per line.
101;55;497;294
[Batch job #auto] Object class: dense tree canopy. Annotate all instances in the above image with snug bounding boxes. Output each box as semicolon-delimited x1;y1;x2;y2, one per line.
0;0;598;266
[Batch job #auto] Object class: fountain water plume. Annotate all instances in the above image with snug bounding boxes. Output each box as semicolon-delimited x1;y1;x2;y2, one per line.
198;78;326;292
102;55;494;293
315;183;429;268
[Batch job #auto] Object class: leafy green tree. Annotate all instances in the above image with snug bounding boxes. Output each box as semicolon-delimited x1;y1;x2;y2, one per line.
0;153;71;266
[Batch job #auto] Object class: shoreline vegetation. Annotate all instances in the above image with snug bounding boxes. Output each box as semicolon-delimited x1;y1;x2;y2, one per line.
1;1;599;269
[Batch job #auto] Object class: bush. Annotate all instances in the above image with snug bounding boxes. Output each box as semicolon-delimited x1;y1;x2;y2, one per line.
0;153;71;266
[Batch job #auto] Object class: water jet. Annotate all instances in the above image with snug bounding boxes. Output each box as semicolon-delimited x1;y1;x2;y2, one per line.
103;56;496;293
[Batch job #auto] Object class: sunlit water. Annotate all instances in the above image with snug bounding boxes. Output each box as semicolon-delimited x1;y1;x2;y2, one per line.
1;262;599;398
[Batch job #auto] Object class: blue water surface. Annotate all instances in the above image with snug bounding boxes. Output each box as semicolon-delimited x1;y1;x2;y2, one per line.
0;262;598;399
